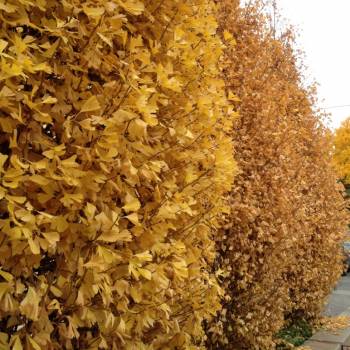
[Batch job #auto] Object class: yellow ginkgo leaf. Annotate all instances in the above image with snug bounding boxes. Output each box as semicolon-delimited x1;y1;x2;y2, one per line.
50;285;63;298
41;96;58;104
6;195;26;204
126;212;139;225
0;269;13;282
97;33;113;48
12;336;23;350
82;5;105;18
0;283;10;299
98;228;132;243
29;175;50;186
42;38;60;58
130;286;142;303
0;154;8;172
227;91;240;102
223;30;233;41
0;39;8;53
123;193;141;213
20;287;40;321
42;232;60;245
134;251;152;262
0;332;8;345
138;268;152;280
80;96;101;113
27;336;41;350
118;0;144;15
28;238;40;255
129;118;148;138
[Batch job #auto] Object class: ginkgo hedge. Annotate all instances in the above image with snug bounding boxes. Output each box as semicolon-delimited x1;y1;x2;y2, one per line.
0;0;236;349
205;1;348;349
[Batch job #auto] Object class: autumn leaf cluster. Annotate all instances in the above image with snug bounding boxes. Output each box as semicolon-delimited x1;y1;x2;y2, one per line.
0;0;236;349
0;0;347;349
205;1;348;349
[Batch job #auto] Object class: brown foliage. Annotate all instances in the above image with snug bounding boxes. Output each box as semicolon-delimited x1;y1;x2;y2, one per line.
206;1;348;349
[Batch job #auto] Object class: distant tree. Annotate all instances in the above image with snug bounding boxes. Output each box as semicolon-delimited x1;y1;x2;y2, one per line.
333;117;350;187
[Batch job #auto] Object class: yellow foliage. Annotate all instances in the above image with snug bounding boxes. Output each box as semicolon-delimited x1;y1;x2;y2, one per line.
0;0;236;348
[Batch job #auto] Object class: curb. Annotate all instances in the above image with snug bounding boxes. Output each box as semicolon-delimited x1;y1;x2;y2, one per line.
303;307;350;350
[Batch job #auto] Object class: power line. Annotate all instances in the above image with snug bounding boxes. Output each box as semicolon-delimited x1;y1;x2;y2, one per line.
321;104;350;110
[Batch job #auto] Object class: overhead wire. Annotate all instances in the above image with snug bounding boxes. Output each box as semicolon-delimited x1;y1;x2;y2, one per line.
321;104;350;110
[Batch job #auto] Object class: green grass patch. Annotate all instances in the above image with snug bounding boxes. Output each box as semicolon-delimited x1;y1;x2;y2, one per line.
276;319;313;349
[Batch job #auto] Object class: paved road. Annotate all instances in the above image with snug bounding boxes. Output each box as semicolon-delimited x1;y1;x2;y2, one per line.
303;275;350;349
323;274;350;316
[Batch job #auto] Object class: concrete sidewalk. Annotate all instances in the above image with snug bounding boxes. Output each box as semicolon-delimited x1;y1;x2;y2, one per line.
303;275;350;350
324;276;350;317
303;322;350;349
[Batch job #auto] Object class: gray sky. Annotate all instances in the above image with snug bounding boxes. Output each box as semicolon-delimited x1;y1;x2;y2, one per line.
277;0;350;130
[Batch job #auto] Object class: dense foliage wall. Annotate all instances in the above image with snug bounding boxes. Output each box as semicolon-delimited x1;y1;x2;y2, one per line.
0;1;236;349
206;1;348;349
0;0;347;349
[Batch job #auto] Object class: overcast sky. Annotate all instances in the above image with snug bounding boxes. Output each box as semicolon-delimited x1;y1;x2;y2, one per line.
277;0;350;130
